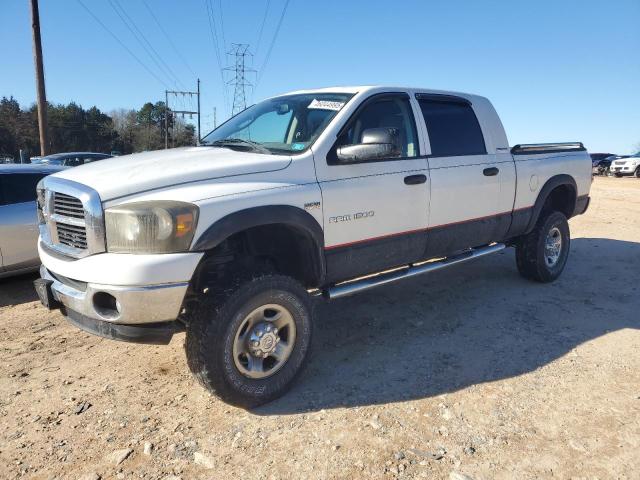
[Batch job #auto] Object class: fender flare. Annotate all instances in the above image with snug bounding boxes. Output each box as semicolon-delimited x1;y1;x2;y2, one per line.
525;174;577;233
191;205;326;283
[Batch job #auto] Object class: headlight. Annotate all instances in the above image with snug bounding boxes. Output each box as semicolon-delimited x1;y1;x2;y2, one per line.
105;201;198;253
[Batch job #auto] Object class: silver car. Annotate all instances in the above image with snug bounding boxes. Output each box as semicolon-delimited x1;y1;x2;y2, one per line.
0;164;66;278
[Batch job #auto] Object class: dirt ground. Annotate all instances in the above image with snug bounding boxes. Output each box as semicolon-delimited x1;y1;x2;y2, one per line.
1;176;639;480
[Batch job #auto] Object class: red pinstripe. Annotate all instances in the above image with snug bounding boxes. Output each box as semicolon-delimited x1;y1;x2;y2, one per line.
324;205;533;250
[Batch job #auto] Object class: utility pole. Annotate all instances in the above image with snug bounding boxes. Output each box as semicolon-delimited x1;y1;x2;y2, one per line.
213;107;217;129
164;82;201;148
164;90;169;149
224;44;255;116
197;78;201;144
30;0;48;156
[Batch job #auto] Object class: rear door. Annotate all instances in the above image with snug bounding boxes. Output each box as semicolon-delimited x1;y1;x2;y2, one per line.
416;94;511;257
0;173;44;270
313;92;430;283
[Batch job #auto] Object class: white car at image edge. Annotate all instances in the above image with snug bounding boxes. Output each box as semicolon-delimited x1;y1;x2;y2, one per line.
610;152;640;177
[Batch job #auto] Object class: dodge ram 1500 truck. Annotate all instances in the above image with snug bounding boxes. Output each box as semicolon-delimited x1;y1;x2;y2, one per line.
34;86;592;407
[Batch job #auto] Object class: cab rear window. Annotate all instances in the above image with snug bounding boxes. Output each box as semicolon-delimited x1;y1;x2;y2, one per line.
417;96;486;157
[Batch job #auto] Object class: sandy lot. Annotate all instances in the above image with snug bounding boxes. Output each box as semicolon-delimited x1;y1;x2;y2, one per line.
1;176;639;480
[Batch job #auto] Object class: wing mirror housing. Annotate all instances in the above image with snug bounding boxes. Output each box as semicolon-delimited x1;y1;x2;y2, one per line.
335;127;400;163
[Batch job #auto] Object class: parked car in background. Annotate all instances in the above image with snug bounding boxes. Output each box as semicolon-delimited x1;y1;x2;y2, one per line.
0;164;66;278
610;152;640;177
590;153;614;167
31;152;112;167
593;154;627;176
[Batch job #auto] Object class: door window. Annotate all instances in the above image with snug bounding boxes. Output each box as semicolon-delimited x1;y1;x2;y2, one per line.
331;94;419;163
417;96;486;157
0;173;45;205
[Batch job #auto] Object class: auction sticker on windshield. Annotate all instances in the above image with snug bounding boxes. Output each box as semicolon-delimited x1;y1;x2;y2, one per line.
308;99;345;111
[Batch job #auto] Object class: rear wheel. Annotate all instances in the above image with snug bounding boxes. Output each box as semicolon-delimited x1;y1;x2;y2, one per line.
516;211;570;283
185;274;313;408
635;166;640;178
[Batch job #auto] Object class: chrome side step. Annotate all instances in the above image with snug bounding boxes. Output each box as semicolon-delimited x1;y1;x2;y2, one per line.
325;243;506;300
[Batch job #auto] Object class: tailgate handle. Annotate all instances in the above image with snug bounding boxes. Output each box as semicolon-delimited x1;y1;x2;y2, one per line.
483;167;499;176
404;174;427;185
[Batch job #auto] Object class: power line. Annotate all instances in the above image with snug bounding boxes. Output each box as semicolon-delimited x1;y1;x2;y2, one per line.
114;0;186;89
256;0;290;89
218;0;226;53
204;0;223;72
105;0;172;87
108;0;185;89
204;0;229;111
76;0;169;88
141;0;197;79
254;0;271;58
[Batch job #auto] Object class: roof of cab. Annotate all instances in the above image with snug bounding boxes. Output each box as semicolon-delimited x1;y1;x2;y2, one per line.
273;85;482;101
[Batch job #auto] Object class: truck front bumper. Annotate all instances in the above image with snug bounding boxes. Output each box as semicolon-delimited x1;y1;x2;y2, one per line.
37;265;189;344
611;165;637;176
36;244;204;344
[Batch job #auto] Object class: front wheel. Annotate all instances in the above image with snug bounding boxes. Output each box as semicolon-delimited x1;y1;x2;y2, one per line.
185;274;313;408
635;166;640;178
516;211;570;283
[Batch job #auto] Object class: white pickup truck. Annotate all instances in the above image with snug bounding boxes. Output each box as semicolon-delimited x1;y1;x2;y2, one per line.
35;86;592;407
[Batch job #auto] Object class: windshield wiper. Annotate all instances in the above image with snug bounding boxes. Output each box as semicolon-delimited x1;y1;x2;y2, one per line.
208;138;272;154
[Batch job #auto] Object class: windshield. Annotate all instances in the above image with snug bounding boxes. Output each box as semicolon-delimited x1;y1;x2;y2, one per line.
201;93;354;154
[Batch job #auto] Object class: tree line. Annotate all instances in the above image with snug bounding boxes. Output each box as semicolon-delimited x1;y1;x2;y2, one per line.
0;97;196;161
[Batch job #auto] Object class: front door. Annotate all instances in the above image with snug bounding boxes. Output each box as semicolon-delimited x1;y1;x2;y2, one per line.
313;92;430;283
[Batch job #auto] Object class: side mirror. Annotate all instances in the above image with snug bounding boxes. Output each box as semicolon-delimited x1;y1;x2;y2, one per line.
336;127;400;163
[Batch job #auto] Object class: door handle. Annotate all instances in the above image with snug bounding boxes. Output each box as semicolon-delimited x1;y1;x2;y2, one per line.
483;167;499;176
404;174;427;185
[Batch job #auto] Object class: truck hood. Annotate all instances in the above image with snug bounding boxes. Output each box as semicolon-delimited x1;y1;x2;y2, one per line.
52;147;291;201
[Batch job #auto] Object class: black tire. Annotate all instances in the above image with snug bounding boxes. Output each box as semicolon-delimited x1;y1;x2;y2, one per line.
516;211;570;283
635;166;640;178
185;274;313;408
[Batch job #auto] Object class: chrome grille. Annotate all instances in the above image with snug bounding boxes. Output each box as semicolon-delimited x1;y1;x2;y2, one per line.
56;222;88;249
40;177;106;259
51;192;88;250
53;192;85;219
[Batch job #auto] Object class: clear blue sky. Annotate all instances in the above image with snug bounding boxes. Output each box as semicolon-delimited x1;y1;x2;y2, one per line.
2;0;639;153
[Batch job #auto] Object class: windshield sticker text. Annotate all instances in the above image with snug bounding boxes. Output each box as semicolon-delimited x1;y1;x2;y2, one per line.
308;99;345;111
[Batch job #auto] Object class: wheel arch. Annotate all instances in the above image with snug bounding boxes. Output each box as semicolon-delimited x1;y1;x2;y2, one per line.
525;174;578;234
191;205;326;286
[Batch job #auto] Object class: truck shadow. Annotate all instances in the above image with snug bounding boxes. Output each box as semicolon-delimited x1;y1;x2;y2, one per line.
258;237;640;415
0;272;39;308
